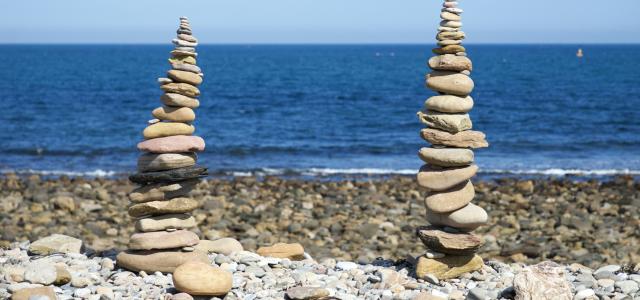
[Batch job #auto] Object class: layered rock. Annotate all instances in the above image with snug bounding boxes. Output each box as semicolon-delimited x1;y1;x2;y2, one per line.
117;17;210;274
415;0;489;280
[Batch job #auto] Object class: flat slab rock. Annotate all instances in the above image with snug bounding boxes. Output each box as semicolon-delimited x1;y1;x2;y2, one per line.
28;234;82;255
129;166;208;184
416;254;483;280
421;128;488;149
416;225;484;255
128;197;200;217
128;230;199;250
286;286;330;300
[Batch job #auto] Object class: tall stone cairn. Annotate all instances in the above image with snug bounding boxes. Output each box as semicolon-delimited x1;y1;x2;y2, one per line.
414;0;490;280
116;17;210;273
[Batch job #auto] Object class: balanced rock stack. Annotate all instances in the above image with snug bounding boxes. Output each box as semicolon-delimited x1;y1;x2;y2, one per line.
414;0;490;280
117;17;210;274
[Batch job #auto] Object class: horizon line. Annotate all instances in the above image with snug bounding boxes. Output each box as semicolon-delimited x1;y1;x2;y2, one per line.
1;42;639;46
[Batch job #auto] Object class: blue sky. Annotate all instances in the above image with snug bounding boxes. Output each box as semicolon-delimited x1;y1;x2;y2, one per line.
2;0;639;44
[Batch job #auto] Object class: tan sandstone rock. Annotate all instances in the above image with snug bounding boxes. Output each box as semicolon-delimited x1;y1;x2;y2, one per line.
426;203;488;231
135;214;197;232
116;250;209;273
513;261;572;300
173;261;232;296
161;93;200;108
426;71;474;96
417;164;478;191
257;243;305;260
417;111;472;133
143;122;195;139
160;83;200;98
415;254;483;280
152;106;196;122
194;238;244;255
425;180;475;213
128;197;200;217
418;147;474;167
168;70;203;86
428;54;472;72
137;153;197;172
11;286;57;300
416;225;484;255
129;230;199;250
420;128;488;149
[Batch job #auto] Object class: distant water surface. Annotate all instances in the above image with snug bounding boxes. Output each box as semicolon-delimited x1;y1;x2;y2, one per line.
0;44;639;177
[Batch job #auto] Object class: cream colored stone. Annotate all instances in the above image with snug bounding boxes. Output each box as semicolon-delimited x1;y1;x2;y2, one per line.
257;243;305;260
143;122;195;139
160;83;200;97
415;255;483;280
116;250;209;273
417;111;472;133
440;11;461;21
168;70;203;86
161;93;200;108
194;238;244;255
426;71;474;96
128;197;199;217
129;230;199;250
420;128;488;149
135;214;197;232
173;261;232;296
425;180;475;213
426;203;488;231
428;55;472;72
418;147;474;167
137;153;197;172
417;164;478;191
152;106;196;122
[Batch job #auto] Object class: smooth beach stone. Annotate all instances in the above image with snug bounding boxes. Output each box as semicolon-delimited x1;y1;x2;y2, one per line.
129;179;198;203
421;128;489;149
416;255;483;280
419;147;474;167
172;63;202;74
172;50;198;58
116;250;209;273
143;122;195;139
193;238;244;255
437;31;465;41
440;11;461;21
178;34;197;43
161;93;200;108
257;243;305;260
286;287;330;300
417;110;472;133
129;230;199;250
169;55;196;65
433;45;466;55
417;225;484;255
425;180;475;213
444;7;463;14
173;38;198;48
138;135;205;154
152;106;196;122
137;153;197;172
175;46;196;53
158;77;173;85
173;261;232;296
28;234;82;255
424;94;474;113
426;71;474;96
443;1;458;8
438;26;459;32
11;286;57;300
177;29;192;35
135;214;197;232
426;203;488;231
440;20;462;28
168;70;203;86
128;197;200;217
129;166;208;184
438;39;462;46
417;164;478;191
428;55;472;72
160;83;200;98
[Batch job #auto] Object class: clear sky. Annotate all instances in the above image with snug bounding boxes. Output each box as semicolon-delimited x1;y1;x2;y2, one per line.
2;0;639;44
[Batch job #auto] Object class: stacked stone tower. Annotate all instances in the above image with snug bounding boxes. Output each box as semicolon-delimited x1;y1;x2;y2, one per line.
414;0;490;280
117;17;210;273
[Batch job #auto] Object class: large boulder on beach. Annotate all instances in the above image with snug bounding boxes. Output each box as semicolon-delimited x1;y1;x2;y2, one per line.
28;234;82;255
173;261;232;296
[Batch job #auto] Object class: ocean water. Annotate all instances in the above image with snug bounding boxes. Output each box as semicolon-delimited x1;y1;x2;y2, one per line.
0;44;639;177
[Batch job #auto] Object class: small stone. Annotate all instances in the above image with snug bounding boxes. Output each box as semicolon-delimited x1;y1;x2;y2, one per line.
438;39;462;46
143;122;195;140
414;291;447;300
171;293;194;300
52;196;75;212
129;230;199;250
436;31;465;41
152;106;196;123
182;246;195;252
129;179;199;203
433;45;466;55
614;280;639;294
428;54;472;72
168;70;203;86
443;7;463;14
425;250;445;259
426;203;488;231
171;63;202;74
138;136;205;154
29;234;82;255
417;164;478;191
417;110;472;133
96;286;114;299
426;71;474;96
128;197;200;217
161;93;200;108
286;286;330;299
415;255;483;280
53;265;71;286
172;39;198;47
193;238;244;255
594;265;621;274
417;225;483;255
466;288;489;300
440;20;462;28
418;147;474;167
257;243;305;260
160;83;200;98
74;288;91;298
425;180;475;213
158;77;173;85
116;249;209;273
421;128;489;149
438;26;459;32
443;1;458;8
148;118;160;124
173;261;232;296
137;153;197;172
440;11;461;21
512;261;572;300
573;289;595;300
129;166;208;184
169;55;196;65
336;261;359;271
24;262;56;285
10;287;56;300
178;34;197;43
135;214;198;232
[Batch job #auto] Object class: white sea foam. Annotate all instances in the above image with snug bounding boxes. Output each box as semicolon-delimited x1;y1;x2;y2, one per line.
1;169;117;177
483;168;640;176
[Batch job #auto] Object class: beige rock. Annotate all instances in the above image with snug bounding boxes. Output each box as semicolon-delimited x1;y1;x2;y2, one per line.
169;56;196;65
440;11;461;21
428;55;472;72
129;230;199;250
513;261;573;300
129;179;198;203
168;70;203;86
426;71;474;96
440;20;462;28
152;106;196;122
417;111;472;133
432;45;466;55
194;238;244;255
173;261;232;296
171;293;195;300
426;203;488;231
421;128;489;149
436;31;465;41
54;265;71;286
418;147;474;167
52;195;75;211
171;50;197;58
257;243;305;260
417;164;478;191
416;225;484;255
425;180;475;213
415;255;483;280
437;39;462;46
116;250;209;273
29;234;82;255
178;34;197;43
135;214;197;232
160;83;200;98
137;153;197;172
413;291;447;300
424;94;473;113
161;93;200;108
11;286;57;300
128;197;200;217
143;122;195;140
286;286;330;300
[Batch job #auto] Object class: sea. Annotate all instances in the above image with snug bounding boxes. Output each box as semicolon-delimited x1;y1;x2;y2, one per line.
0;44;639;178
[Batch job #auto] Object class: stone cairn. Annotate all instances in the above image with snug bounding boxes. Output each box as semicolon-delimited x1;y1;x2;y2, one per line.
414;0;490;280
116;17;211;274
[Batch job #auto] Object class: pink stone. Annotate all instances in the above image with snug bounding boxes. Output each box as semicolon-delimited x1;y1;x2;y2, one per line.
138;135;205;153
